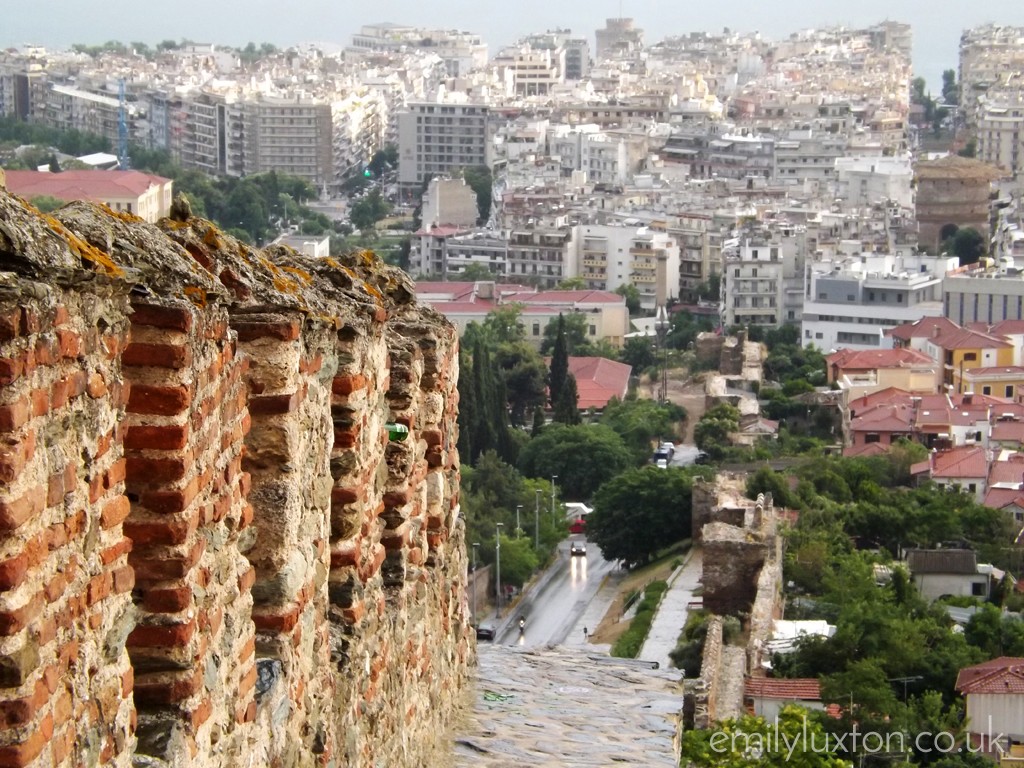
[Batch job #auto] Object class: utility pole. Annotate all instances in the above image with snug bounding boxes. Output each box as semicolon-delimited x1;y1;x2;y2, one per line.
534;489;541;550
495;523;504;618
515;505;523;538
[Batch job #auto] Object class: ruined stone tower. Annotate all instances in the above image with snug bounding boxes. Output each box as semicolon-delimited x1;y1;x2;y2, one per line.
0;189;471;767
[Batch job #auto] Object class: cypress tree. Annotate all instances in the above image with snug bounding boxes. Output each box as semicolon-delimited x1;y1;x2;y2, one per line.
553;372;580;425
549;313;569;408
531;405;546;436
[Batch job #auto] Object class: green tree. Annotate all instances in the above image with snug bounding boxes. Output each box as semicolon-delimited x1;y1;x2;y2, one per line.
461;165;492;224
614;283;641;315
482;305;526;344
449;262;496;281
531;406;546;436
942;69;958;105
552;372;580;425
517;423;633;500
600;396;685;464
28;195;66;213
619;336;656;371
349;189;391;231
694;403;740;458
541;311;589;356
496;342;548;427
589;466;698;567
492;533;538;588
679;706;851;767
949;227;985;266
557;277;586;290
548;314;569;407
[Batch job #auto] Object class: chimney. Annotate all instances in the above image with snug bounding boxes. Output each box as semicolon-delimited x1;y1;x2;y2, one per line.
931;324;940;338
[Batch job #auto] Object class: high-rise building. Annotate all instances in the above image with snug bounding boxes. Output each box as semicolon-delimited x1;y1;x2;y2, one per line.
595;18;644;62
397;102;492;190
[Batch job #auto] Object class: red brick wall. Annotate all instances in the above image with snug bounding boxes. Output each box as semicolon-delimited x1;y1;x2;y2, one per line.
0;194;470;767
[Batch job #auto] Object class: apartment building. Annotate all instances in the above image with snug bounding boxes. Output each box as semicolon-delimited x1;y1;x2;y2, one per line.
494;44;564;97
3;169;173;223
668;213;717;304
576;223;679;310
349;24;488;77
801;253;957;350
663;128;775;181
773;130;847;186
976;96;1024;178
944;263;1024;325
959;25;1024;124
834;155;914;210
397;102;492;190
722;230;808;329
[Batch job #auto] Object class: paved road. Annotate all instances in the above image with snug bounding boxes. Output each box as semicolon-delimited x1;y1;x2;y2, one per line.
496;538;615;647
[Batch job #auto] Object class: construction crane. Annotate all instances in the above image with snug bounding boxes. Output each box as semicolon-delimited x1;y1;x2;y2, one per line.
118;78;130;170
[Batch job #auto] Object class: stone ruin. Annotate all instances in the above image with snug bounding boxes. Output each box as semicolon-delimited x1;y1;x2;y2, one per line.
0;189;471;767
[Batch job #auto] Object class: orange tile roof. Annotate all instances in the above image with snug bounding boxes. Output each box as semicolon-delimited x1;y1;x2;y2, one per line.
560;356;632;410
843;442;890;458
886;316;960;341
827;347;936;371
928;445;989;479
4;169;169;201
744;677;821;700
956;657;1024;695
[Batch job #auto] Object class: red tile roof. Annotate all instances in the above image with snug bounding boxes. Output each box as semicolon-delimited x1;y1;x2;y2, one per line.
509;289;625;305
987;455;1024;486
927;445;989;479
565;356;632;410
972;319;1024;336
886;316;960;341
956;657;1024;695
744;677;821;700
4;169;169;201
983;487;1024;510
992;420;1024;444
827;347;936;371
843;442;890;458
849;403;915;433
848;387;912;412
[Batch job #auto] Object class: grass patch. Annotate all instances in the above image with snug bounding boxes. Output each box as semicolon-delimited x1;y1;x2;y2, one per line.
610;580;668;658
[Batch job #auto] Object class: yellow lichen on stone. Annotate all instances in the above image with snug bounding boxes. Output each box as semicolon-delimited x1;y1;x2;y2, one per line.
203;228;223;249
281;266;313;285
44;215;125;277
324;257;342;270
183;286;208;307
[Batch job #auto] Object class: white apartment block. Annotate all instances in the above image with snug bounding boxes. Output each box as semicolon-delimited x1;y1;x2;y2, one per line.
722;233;807;329
595;18;644;61
977;97;1024;178
349;24;488;77
834;155;914;209
774;130;847;186
959;25;1024;123
576;224;680;310
397;102;492;189
494;46;564;97
421;177;479;230
802;253;957;351
668;213;717;304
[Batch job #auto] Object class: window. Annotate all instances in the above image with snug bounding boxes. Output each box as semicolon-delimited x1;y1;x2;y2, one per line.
815;332;823;339
1007;385;1015;398
982;386;992;395
963;353;977;362
865;433;880;443
532;323;540;336
971;581;986;597
589;325;596;336
734;269;740;277
897;294;903;303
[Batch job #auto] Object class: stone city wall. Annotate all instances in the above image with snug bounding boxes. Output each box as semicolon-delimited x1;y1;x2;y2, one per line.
0;190;471;768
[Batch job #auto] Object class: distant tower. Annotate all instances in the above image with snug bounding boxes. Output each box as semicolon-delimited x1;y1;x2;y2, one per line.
118;78;130;170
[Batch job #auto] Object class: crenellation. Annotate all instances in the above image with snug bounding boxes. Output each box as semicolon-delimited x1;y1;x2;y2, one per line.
0;188;468;767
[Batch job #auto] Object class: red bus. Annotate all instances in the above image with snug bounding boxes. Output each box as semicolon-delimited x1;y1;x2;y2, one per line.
569;518;586;535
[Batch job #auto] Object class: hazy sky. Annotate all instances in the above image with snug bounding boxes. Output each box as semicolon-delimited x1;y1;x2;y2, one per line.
5;1;1024;90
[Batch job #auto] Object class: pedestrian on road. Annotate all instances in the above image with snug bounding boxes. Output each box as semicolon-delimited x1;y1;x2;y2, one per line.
583;626;588;640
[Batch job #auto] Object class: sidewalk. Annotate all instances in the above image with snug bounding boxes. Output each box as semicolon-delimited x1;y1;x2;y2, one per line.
637;547;703;671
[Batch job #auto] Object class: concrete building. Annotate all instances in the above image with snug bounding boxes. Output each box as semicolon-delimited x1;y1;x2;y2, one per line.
907;548;993;599
421;177;479;230
349;23;488;76
397;102;492;190
722;230;809;329
834;155;915;210
945;264;1024;325
955;657;1024;757
914;155;1007;250
801;252;956;351
668;213;716;304
773;130;847;186
977;97;1024;179
576;223;680;310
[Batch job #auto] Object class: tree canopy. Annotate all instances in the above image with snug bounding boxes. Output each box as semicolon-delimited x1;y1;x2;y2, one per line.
517;423;634;501
589;465;702;567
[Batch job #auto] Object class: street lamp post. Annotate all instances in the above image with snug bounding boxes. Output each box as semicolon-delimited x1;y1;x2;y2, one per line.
515;505;523;538
471;542;480;622
550;476;558;523
655;305;669;403
495;523;504;618
534;489;541;550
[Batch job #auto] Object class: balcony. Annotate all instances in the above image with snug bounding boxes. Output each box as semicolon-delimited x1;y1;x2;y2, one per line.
582;258;607;268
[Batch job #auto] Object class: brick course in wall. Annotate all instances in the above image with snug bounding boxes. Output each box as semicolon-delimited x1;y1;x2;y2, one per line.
0;191;470;767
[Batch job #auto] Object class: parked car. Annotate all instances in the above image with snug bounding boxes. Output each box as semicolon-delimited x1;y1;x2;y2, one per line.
475;625;496;641
694;451;711;465
570;540;587;557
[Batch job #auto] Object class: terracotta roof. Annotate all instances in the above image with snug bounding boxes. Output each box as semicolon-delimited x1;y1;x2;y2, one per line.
560;356;632;410
983;487;1024;510
956;657;1024;695
511;290;625;305
848;387;913;412
980;319;1024;336
886;316;960;341
4;169;170;202
927;445;989;479
843;442;890;458
827;347;936;371
907;548;978;574
987;456;1024;486
963;365;1024;377
934;327;1012;351
992;420;1024;444
744;677;821;700
849;403;915;432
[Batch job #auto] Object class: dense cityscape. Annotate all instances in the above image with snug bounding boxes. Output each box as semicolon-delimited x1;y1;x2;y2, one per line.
1;15;1024;768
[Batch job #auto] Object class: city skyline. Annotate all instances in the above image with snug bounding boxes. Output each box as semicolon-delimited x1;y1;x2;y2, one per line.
4;1;1024;90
